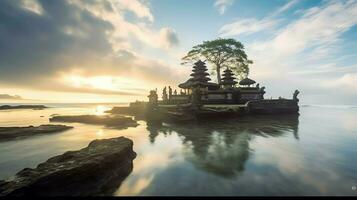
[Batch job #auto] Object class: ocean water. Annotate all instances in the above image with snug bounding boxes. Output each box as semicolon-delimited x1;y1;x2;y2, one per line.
0;103;356;196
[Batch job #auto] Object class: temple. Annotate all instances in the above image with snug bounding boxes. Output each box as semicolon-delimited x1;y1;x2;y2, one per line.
146;60;299;120
161;60;265;105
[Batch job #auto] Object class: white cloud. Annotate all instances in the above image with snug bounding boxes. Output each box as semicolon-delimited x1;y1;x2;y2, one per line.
214;0;234;15
266;1;357;58
219;18;280;37
323;73;357;91
219;0;357;103
159;28;180;49
68;0;179;51
116;0;154;22
219;0;299;37
20;0;44;15
248;0;357;78
274;0;299;16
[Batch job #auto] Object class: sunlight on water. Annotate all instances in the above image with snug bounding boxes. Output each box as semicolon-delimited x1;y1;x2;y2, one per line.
0;104;356;196
94;105;111;116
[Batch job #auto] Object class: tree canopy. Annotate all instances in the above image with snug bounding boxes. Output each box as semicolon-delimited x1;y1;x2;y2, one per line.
181;38;253;84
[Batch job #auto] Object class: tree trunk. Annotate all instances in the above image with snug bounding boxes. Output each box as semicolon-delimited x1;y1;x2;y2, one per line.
216;64;221;84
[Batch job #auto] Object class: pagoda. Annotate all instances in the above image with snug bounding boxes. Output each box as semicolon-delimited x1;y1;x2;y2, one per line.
190;60;211;86
221;68;237;89
179;60;219;92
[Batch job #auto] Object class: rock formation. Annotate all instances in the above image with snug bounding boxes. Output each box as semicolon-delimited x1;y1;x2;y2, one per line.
0;137;136;196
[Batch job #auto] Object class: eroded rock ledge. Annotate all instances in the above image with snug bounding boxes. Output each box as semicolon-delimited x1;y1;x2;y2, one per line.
0;125;73;141
49;115;139;129
0;137;136;196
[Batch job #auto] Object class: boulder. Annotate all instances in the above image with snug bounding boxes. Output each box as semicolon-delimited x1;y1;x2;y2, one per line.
0;137;136;196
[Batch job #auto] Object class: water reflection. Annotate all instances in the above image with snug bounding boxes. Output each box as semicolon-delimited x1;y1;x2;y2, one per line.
146;115;299;178
3;105;356;196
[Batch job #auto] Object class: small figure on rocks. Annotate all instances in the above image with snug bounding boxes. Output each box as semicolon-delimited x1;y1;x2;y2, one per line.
162;87;168;101
180;89;184;95
168;86;172;99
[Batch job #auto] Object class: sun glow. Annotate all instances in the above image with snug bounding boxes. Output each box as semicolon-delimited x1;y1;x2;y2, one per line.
94;105;110;115
67;75;117;90
63;74;154;93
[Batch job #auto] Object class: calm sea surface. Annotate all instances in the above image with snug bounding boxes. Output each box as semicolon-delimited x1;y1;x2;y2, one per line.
0;103;356;196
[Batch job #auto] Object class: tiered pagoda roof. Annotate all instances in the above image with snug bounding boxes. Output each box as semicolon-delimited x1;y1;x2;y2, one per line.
221;68;237;87
190;60;211;83
179;60;219;89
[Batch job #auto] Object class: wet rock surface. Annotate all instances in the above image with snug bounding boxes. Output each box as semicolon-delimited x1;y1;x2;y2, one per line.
0;137;136;196
49;115;139;129
0;105;47;110
0;125;73;141
106;103;147;117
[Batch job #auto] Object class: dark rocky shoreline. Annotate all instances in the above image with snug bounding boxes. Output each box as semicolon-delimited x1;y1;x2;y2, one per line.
0;105;47;110
0;125;73;141
49;115;139;129
0;137;136;196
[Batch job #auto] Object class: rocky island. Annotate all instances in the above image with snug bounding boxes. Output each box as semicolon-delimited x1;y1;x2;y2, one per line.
0;105;47;110
0;137;136;196
0;125;73;141
49;115;139;129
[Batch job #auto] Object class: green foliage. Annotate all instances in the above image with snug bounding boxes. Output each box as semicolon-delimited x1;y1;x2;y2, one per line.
182;38;253;83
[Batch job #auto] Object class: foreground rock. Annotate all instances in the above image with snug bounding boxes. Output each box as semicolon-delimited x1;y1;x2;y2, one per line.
0;137;136;196
0;125;73;141
50;115;138;129
0;105;47;110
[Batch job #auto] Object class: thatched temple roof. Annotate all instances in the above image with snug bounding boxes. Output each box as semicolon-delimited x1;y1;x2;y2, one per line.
239;77;256;86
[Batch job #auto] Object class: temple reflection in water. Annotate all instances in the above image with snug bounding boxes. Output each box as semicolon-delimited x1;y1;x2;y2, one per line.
146;115;299;178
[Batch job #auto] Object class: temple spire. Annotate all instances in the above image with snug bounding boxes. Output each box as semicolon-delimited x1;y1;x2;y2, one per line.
190;60;211;84
221;67;237;88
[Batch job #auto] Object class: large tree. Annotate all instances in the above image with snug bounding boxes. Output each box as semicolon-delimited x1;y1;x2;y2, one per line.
182;38;253;84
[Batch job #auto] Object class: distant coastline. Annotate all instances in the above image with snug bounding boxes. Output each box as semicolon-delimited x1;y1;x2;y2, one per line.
301;104;357;109
0;103;356;110
0;105;47;110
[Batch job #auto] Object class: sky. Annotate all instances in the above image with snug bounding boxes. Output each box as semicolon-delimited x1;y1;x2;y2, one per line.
0;0;357;104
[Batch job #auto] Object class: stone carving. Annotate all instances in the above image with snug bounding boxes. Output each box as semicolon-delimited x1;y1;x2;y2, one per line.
293;90;300;102
148;90;158;106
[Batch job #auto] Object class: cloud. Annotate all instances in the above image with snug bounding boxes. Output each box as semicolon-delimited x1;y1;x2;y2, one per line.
214;0;234;15
219;0;357;104
159;28;180;49
263;1;357;58
116;0;154;22
68;0;179;50
274;0;299;16
0;94;23;100
19;0;44;15
219;18;281;37
248;0;357;75
0;0;182;97
219;0;299;37
323;73;357;91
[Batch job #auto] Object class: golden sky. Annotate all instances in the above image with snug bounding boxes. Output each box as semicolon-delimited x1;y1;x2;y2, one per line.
1;0;357;104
